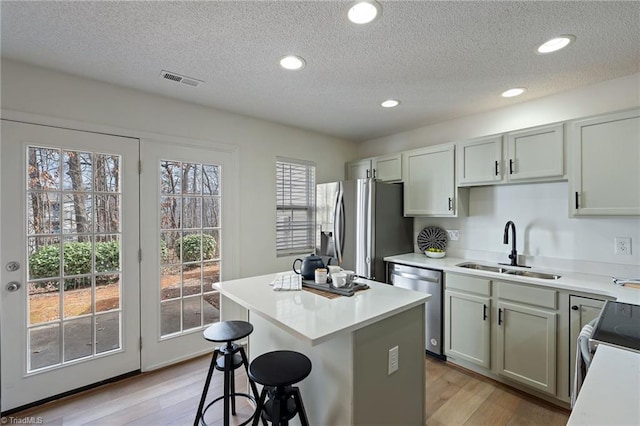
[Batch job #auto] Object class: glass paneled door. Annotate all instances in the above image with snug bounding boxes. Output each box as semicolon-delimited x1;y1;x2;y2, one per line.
0;121;140;411
140;140;238;370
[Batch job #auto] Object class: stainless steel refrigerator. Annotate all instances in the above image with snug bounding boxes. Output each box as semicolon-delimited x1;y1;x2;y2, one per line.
316;179;413;281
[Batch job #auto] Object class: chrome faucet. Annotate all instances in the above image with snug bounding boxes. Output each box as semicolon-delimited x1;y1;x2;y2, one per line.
503;221;519;266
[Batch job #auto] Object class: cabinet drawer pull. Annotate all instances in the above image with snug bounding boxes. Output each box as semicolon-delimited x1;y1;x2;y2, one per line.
509;159;514;175
366;169;370;179
448;197;453;211
483;304;488;320
575;191;579;209
571;305;579;311
498;308;503;325
373;169;377;179
495;160;499;176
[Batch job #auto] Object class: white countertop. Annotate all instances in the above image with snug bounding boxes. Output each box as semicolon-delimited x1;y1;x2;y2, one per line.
214;274;430;346
567;344;640;426
384;253;640;304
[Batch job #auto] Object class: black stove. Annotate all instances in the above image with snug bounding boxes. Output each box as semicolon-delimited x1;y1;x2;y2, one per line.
591;301;640;353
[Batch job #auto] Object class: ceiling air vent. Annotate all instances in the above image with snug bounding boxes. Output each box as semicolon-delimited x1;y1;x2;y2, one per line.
160;70;203;88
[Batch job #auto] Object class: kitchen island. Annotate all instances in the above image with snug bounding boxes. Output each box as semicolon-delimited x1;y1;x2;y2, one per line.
215;274;430;426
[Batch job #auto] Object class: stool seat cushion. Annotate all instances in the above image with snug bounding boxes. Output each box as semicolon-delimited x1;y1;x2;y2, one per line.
203;320;254;343
249;350;312;387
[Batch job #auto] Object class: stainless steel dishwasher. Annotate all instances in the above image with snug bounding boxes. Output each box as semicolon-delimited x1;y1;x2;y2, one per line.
388;262;444;359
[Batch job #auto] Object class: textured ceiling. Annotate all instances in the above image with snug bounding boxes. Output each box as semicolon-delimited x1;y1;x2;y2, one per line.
2;1;639;142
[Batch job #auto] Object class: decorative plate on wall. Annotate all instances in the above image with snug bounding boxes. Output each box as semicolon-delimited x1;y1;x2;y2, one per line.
417;226;448;252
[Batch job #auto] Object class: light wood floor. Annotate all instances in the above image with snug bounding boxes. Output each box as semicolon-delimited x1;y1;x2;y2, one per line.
5;355;569;425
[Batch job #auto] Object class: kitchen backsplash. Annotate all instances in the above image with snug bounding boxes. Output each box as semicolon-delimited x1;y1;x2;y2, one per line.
413;181;640;278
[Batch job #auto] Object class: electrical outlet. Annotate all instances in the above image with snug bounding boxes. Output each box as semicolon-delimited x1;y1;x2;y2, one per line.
615;237;632;255
388;346;399;375
447;230;459;241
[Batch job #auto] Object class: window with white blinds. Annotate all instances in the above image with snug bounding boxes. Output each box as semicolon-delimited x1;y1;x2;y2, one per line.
276;158;316;256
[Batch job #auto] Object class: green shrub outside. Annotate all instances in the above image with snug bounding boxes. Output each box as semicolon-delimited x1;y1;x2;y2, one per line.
29;235;216;291
176;234;216;262
160;239;168;261
29;241;120;290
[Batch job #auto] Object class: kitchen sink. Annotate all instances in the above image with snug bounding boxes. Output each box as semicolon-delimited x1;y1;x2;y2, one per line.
503;270;561;280
456;262;510;273
456;262;561;280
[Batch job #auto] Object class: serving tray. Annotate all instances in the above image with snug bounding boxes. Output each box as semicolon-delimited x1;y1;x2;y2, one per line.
302;280;369;297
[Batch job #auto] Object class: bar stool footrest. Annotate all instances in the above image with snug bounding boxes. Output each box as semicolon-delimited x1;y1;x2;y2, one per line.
200;393;257;426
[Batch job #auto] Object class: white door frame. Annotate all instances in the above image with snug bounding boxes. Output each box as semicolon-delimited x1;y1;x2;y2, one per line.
1;110;240;412
0;120;140;411
139;138;240;370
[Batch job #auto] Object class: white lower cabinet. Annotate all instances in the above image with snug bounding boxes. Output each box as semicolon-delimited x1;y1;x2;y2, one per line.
444;273;491;367
568;295;606;397
445;273;560;397
496;300;557;395
445;290;491;368
495;280;558;395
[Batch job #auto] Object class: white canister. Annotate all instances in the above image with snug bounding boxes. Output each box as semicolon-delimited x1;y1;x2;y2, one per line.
315;268;328;284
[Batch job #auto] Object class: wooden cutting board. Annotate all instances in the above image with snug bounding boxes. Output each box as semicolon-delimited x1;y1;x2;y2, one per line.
623;282;640;289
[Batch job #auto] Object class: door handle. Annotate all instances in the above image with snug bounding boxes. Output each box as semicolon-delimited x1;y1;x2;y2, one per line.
483;304;488;320
498;308;503;325
571;305;579;311
6;261;20;272
495;161;499;176
575;191;579;209
334;183;345;265
509;159;514;174
6;281;21;292
448;197;453;211
392;271;439;283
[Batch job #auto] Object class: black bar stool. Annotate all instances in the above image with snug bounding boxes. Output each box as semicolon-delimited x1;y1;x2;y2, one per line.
248;350;312;426
194;320;263;426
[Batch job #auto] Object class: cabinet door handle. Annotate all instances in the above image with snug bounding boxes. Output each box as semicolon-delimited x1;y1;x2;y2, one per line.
366;169;370;179
575;191;579;209
495;160;499;176
509;159;514;175
571;305;579;311
483;304;488;320
498;308;503;325
448;197;453;211
373;169;377;179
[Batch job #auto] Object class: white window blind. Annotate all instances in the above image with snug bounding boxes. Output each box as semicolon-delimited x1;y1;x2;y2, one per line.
276;158;316;256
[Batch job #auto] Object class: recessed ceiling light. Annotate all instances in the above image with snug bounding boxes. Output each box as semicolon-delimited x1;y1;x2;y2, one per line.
348;1;381;24
501;88;526;98
280;55;306;70
381;99;400;108
537;35;575;54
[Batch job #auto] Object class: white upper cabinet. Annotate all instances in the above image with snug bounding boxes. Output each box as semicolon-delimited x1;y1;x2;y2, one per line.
457;123;564;187
346;158;372;180
569;108;640;216
505;124;564;182
402;144;457;216
345;154;402;182
372;153;402;182
457;136;503;185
